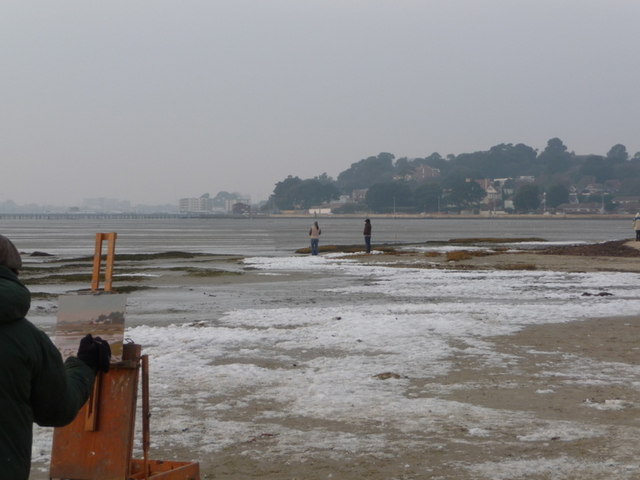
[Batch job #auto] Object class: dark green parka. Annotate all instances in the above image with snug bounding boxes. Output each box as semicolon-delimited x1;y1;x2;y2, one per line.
0;265;95;480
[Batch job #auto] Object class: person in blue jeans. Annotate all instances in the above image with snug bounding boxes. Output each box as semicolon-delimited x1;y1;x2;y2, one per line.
309;221;321;255
363;218;372;253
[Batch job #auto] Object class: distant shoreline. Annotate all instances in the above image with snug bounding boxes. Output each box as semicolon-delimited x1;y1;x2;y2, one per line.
272;212;632;220
0;212;633;221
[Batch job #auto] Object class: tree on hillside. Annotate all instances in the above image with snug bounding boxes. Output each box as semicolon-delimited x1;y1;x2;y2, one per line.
607;144;629;163
269;176;304;210
546;184;569;208
450;151;486;179
413;183;442;212
441;176;486;211
395;153;448;180
268;176;339;210
450;143;537;179
394;157;414;177
365;182;413;213
613;159;640;185
537;138;572;175
336;152;395;193
306;179;339;207
314;172;335;184
579;155;612;183
513;184;541;212
485;143;538;177
422;152;448;172
617;177;640;196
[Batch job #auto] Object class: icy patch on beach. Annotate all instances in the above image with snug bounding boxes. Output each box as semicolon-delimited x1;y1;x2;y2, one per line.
469;456;639;480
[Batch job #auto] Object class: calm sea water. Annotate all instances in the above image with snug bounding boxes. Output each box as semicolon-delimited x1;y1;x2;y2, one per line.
0;216;632;257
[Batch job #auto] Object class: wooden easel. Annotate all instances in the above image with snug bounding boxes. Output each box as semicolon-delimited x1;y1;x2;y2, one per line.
50;233;200;480
84;232;117;432
91;232;117;292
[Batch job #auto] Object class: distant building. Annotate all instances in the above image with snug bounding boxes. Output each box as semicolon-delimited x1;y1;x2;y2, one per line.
395;165;441;182
308;207;332;215
82;198;132;213
568;186;579;204
483;185;500;208
613;196;640;213
557;202;602;214
351;189;368;203
517;176;535;183
179;195;251;214
494;178;514;196
583;184;604;195
179;197;213;213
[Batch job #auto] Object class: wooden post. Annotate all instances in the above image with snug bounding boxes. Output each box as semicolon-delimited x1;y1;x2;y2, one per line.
142;354;150;480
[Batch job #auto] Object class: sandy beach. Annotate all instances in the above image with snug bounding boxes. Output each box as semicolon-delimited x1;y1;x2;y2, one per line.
27;238;640;480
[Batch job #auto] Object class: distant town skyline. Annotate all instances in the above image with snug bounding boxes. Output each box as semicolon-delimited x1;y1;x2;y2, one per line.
2;1;639;207
1;134;638;212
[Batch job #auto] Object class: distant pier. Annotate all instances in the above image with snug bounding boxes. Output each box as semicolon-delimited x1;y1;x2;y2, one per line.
0;213;259;220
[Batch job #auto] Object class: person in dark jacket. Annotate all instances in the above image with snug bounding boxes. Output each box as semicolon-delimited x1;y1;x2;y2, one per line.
363;218;372;253
633;212;640;241
0;234;110;480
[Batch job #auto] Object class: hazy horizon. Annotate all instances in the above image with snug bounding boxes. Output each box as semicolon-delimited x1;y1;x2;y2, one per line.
2;1;638;207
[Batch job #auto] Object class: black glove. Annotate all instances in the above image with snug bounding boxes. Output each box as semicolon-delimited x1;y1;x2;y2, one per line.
77;334;112;373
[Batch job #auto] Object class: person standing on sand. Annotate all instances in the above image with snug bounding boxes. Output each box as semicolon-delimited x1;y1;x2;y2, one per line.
633;212;640;241
363;218;372;253
309;221;321;255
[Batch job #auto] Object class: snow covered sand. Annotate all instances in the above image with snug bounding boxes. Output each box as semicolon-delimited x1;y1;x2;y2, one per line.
31;250;640;479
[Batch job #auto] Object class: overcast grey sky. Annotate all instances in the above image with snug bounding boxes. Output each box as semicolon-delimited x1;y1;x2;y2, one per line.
2;0;639;206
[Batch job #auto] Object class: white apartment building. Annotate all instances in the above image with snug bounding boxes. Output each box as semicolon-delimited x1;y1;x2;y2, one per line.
179;197;213;213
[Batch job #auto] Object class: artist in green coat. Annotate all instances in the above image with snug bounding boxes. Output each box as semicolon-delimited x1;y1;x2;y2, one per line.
0;235;111;480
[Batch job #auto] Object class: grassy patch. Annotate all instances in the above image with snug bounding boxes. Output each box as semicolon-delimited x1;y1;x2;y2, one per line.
184;268;242;278
26;273;93;285
20;263;93;274
445;249;498;261
295;244;400;254
26;273;148;285
64;251;207;262
110;285;157;293
30;291;59;300
446;250;473;261
448;237;546;244
497;263;537;270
